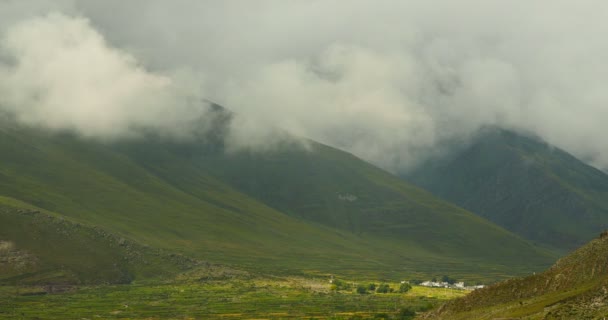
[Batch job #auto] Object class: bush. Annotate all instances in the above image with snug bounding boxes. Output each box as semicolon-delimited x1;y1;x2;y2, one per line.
396;307;416;320
367;283;377;291
376;283;390;293
332;279;352;291
399;282;412;293
356;285;368;294
441;275;457;285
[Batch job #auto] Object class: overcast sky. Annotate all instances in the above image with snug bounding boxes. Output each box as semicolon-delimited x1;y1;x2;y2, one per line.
1;0;607;171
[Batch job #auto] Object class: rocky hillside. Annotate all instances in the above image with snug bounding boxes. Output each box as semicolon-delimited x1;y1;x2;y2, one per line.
425;231;608;319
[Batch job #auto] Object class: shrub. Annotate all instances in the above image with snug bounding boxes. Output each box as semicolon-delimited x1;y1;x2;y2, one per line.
396;307;416;320
356;285;368;294
367;283;377;291
399;282;412;293
441;275;457;284
332;279;352;291
376;283;390;293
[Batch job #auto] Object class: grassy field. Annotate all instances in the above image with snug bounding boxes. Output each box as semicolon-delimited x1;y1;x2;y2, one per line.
0;278;467;319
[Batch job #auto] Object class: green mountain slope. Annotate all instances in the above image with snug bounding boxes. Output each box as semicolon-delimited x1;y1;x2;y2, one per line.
426;231;608;319
0;120;554;283
0;196;196;285
406;128;608;251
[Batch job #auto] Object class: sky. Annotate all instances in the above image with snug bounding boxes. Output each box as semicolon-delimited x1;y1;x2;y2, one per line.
1;0;607;172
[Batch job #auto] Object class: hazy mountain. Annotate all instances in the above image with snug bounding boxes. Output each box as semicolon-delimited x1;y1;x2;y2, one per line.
0;117;554;284
427;230;608;319
406;128;608;251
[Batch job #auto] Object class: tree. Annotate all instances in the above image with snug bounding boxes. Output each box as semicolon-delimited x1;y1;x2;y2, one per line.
356;284;368;294
376;283;390;293
367;283;377;291
399;282;412;293
441;275;457;284
396;307;416;320
332;279;352;291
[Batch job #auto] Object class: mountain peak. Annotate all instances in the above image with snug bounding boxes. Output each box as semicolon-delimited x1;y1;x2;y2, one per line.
406;128;608;251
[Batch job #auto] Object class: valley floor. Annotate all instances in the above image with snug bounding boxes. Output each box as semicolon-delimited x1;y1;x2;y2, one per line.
0;277;466;319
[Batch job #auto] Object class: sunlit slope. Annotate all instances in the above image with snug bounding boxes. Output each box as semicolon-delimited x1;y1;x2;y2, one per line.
407;128;608;251
0;122;553;281
0;125;387;277
0;196;194;285
427;231;608;319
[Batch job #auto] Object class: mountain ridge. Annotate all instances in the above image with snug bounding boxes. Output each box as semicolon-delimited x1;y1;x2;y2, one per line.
0;118;554;283
405;128;608;251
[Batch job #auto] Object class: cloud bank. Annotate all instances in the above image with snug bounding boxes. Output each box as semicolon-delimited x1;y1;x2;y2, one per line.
0;12;209;140
2;1;608;171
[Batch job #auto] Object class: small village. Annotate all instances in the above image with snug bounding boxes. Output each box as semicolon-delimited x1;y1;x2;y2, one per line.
418;280;485;291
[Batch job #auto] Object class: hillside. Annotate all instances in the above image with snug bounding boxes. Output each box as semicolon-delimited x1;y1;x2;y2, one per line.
0;196;198;285
426;231;608;319
0;118;554;283
406;128;608;251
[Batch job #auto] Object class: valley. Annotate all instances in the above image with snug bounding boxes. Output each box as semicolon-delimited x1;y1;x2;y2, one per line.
0;276;466;319
0;122;554;285
2;2;607;317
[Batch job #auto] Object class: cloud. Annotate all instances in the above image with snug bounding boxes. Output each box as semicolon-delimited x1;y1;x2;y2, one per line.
220;45;438;170
2;1;608;171
0;12;208;140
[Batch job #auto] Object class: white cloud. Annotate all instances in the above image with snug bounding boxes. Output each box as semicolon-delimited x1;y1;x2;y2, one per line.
3;1;608;171
0;12;208;140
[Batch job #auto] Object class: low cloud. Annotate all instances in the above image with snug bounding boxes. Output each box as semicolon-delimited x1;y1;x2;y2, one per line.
220;45;439;170
0;12;208;140
2;1;608;172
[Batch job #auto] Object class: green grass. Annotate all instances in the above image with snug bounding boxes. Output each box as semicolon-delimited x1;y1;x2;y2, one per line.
0;278;466;319
0;197;197;285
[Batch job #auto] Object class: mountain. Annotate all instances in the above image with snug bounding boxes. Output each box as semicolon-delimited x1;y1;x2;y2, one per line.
426;230;608;319
0;196;197;285
0;116;554;284
406;128;608;251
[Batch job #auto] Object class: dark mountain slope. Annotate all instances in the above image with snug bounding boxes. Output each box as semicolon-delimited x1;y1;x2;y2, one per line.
112;129;556;277
0;124;394;279
406;128;608;250
0;120;554;282
426;231;608;319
